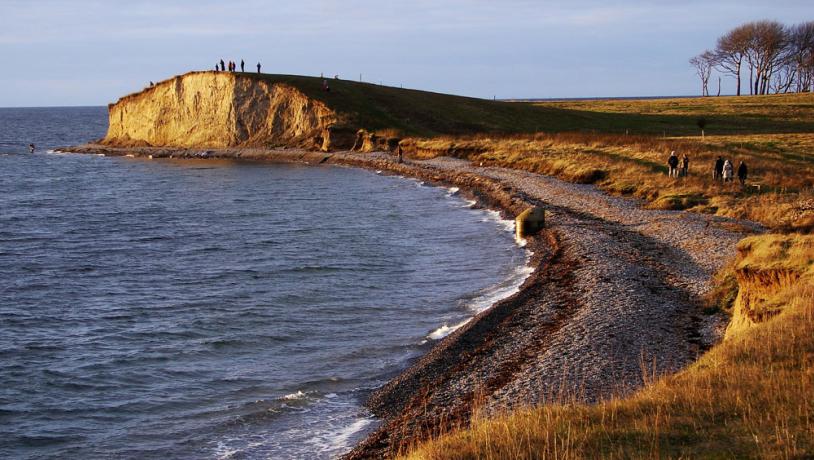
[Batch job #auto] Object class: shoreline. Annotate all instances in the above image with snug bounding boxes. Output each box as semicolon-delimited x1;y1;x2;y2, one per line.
58;144;750;459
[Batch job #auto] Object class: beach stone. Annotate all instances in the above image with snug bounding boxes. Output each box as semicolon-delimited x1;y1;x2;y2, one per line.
516;206;545;239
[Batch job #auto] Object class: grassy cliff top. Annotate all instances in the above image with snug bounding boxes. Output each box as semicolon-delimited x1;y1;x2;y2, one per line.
251;73;814;136
123;72;814;138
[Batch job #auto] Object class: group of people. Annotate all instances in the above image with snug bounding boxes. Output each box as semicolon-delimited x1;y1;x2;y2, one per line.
667;151;749;185
713;155;748;185
216;59;261;74
666;151;690;178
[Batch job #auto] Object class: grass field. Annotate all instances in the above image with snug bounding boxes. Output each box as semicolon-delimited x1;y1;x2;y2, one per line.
239;74;814;138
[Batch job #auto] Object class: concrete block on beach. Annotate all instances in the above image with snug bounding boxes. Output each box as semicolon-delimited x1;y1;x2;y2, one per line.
515;207;545;239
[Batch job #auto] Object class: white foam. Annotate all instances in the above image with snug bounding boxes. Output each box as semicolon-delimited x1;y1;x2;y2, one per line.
427;252;534;341
468;264;534;314
329;417;375;452
214;441;241;460
428;319;470;340
447;187;460;195
375;170;383;174
281;390;307;400
481;209;516;234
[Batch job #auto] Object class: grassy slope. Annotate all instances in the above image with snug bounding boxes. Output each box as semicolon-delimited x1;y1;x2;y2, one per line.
241;73;814;137
404;236;814;460
245;74;813;228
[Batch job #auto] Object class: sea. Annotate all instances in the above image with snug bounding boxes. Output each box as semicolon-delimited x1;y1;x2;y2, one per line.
0;107;530;459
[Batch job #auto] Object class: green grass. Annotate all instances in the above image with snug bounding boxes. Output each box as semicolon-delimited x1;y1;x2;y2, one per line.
229;73;814;137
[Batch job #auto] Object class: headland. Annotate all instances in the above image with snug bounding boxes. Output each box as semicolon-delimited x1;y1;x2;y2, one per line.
64;72;814;458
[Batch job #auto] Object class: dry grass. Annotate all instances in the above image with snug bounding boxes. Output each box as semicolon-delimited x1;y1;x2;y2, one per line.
403;235;814;460
411;132;814;230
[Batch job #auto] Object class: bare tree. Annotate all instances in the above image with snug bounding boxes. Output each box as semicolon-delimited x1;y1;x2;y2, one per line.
787;22;814;92
716;24;751;95
690;50;716;96
746;20;787;95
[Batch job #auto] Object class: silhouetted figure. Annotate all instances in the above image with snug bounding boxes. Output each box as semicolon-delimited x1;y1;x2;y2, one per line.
215;64;219;71
714;156;724;181
29;144;35;153
257;62;261;73
149;81;154;86
240;60;245;72
220;59;225;72
681;154;689;177
737;161;748;186
667;151;679;178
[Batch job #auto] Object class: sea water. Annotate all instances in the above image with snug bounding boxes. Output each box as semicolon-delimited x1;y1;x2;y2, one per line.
0;107;529;459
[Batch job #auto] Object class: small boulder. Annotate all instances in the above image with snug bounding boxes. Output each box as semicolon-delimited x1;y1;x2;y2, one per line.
515;207;545;240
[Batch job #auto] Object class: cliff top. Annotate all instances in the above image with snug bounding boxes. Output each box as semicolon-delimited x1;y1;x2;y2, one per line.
115;71;814;138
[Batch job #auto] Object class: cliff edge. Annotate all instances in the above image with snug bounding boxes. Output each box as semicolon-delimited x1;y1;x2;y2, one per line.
103;72;344;150
101;71;585;151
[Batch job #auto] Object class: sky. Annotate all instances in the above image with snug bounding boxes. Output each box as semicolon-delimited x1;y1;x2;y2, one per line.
0;0;811;107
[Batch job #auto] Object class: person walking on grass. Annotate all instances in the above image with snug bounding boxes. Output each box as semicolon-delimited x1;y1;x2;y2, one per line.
220;59;225;72
240;60;245;72
667;151;679;178
714;156;724;181
738;160;748;186
723;159;733;182
680;154;689;177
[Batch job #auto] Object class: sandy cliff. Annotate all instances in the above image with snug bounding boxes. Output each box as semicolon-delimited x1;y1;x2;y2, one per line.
726;235;814;338
103;72;341;150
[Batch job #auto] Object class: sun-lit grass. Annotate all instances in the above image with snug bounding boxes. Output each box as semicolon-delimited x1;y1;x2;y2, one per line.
403;235;814;460
409;131;814;230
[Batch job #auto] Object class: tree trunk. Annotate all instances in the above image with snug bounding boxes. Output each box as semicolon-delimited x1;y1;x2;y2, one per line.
717;77;722;96
736;62;742;96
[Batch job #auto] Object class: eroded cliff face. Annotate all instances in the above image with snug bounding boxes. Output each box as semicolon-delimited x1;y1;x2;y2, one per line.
726;235;814;338
103;72;339;149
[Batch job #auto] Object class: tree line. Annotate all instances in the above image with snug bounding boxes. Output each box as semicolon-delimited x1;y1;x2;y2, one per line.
690;20;813;96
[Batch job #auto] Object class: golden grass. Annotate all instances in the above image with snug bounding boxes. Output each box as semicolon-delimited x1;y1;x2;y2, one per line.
412;132;814;230
403;235;814;460
534;93;814;127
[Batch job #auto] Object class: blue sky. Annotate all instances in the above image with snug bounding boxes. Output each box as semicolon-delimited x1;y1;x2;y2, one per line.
0;0;811;107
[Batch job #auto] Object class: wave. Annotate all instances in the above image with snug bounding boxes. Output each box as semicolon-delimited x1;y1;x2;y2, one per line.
428;252;533;341
281;390;307;401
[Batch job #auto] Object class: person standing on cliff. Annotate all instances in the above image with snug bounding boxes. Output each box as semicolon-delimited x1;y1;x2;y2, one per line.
240;60;245;72
257;62;261;73
220;59;225;72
